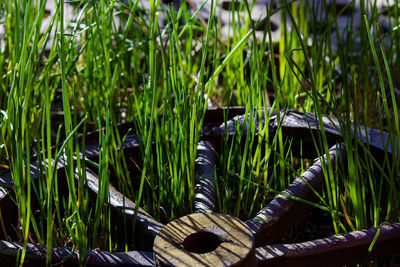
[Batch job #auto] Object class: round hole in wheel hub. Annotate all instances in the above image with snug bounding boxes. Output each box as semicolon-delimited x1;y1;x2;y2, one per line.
154;213;256;266
183;231;222;253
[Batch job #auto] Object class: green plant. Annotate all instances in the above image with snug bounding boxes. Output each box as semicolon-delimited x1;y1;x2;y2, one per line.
0;0;399;265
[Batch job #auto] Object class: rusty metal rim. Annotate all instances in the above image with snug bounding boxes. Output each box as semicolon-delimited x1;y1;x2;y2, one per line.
0;240;154;267
1;223;399;266
255;222;400;266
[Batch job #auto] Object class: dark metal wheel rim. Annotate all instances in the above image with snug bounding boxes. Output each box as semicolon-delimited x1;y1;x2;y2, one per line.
0;107;398;266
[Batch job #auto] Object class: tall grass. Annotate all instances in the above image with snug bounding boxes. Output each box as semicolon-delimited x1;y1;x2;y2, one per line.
0;0;399;265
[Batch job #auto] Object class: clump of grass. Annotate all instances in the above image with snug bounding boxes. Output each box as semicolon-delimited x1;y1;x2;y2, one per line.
0;0;399;265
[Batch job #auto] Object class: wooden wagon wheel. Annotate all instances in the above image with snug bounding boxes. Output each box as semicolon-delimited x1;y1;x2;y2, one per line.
0;107;399;266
